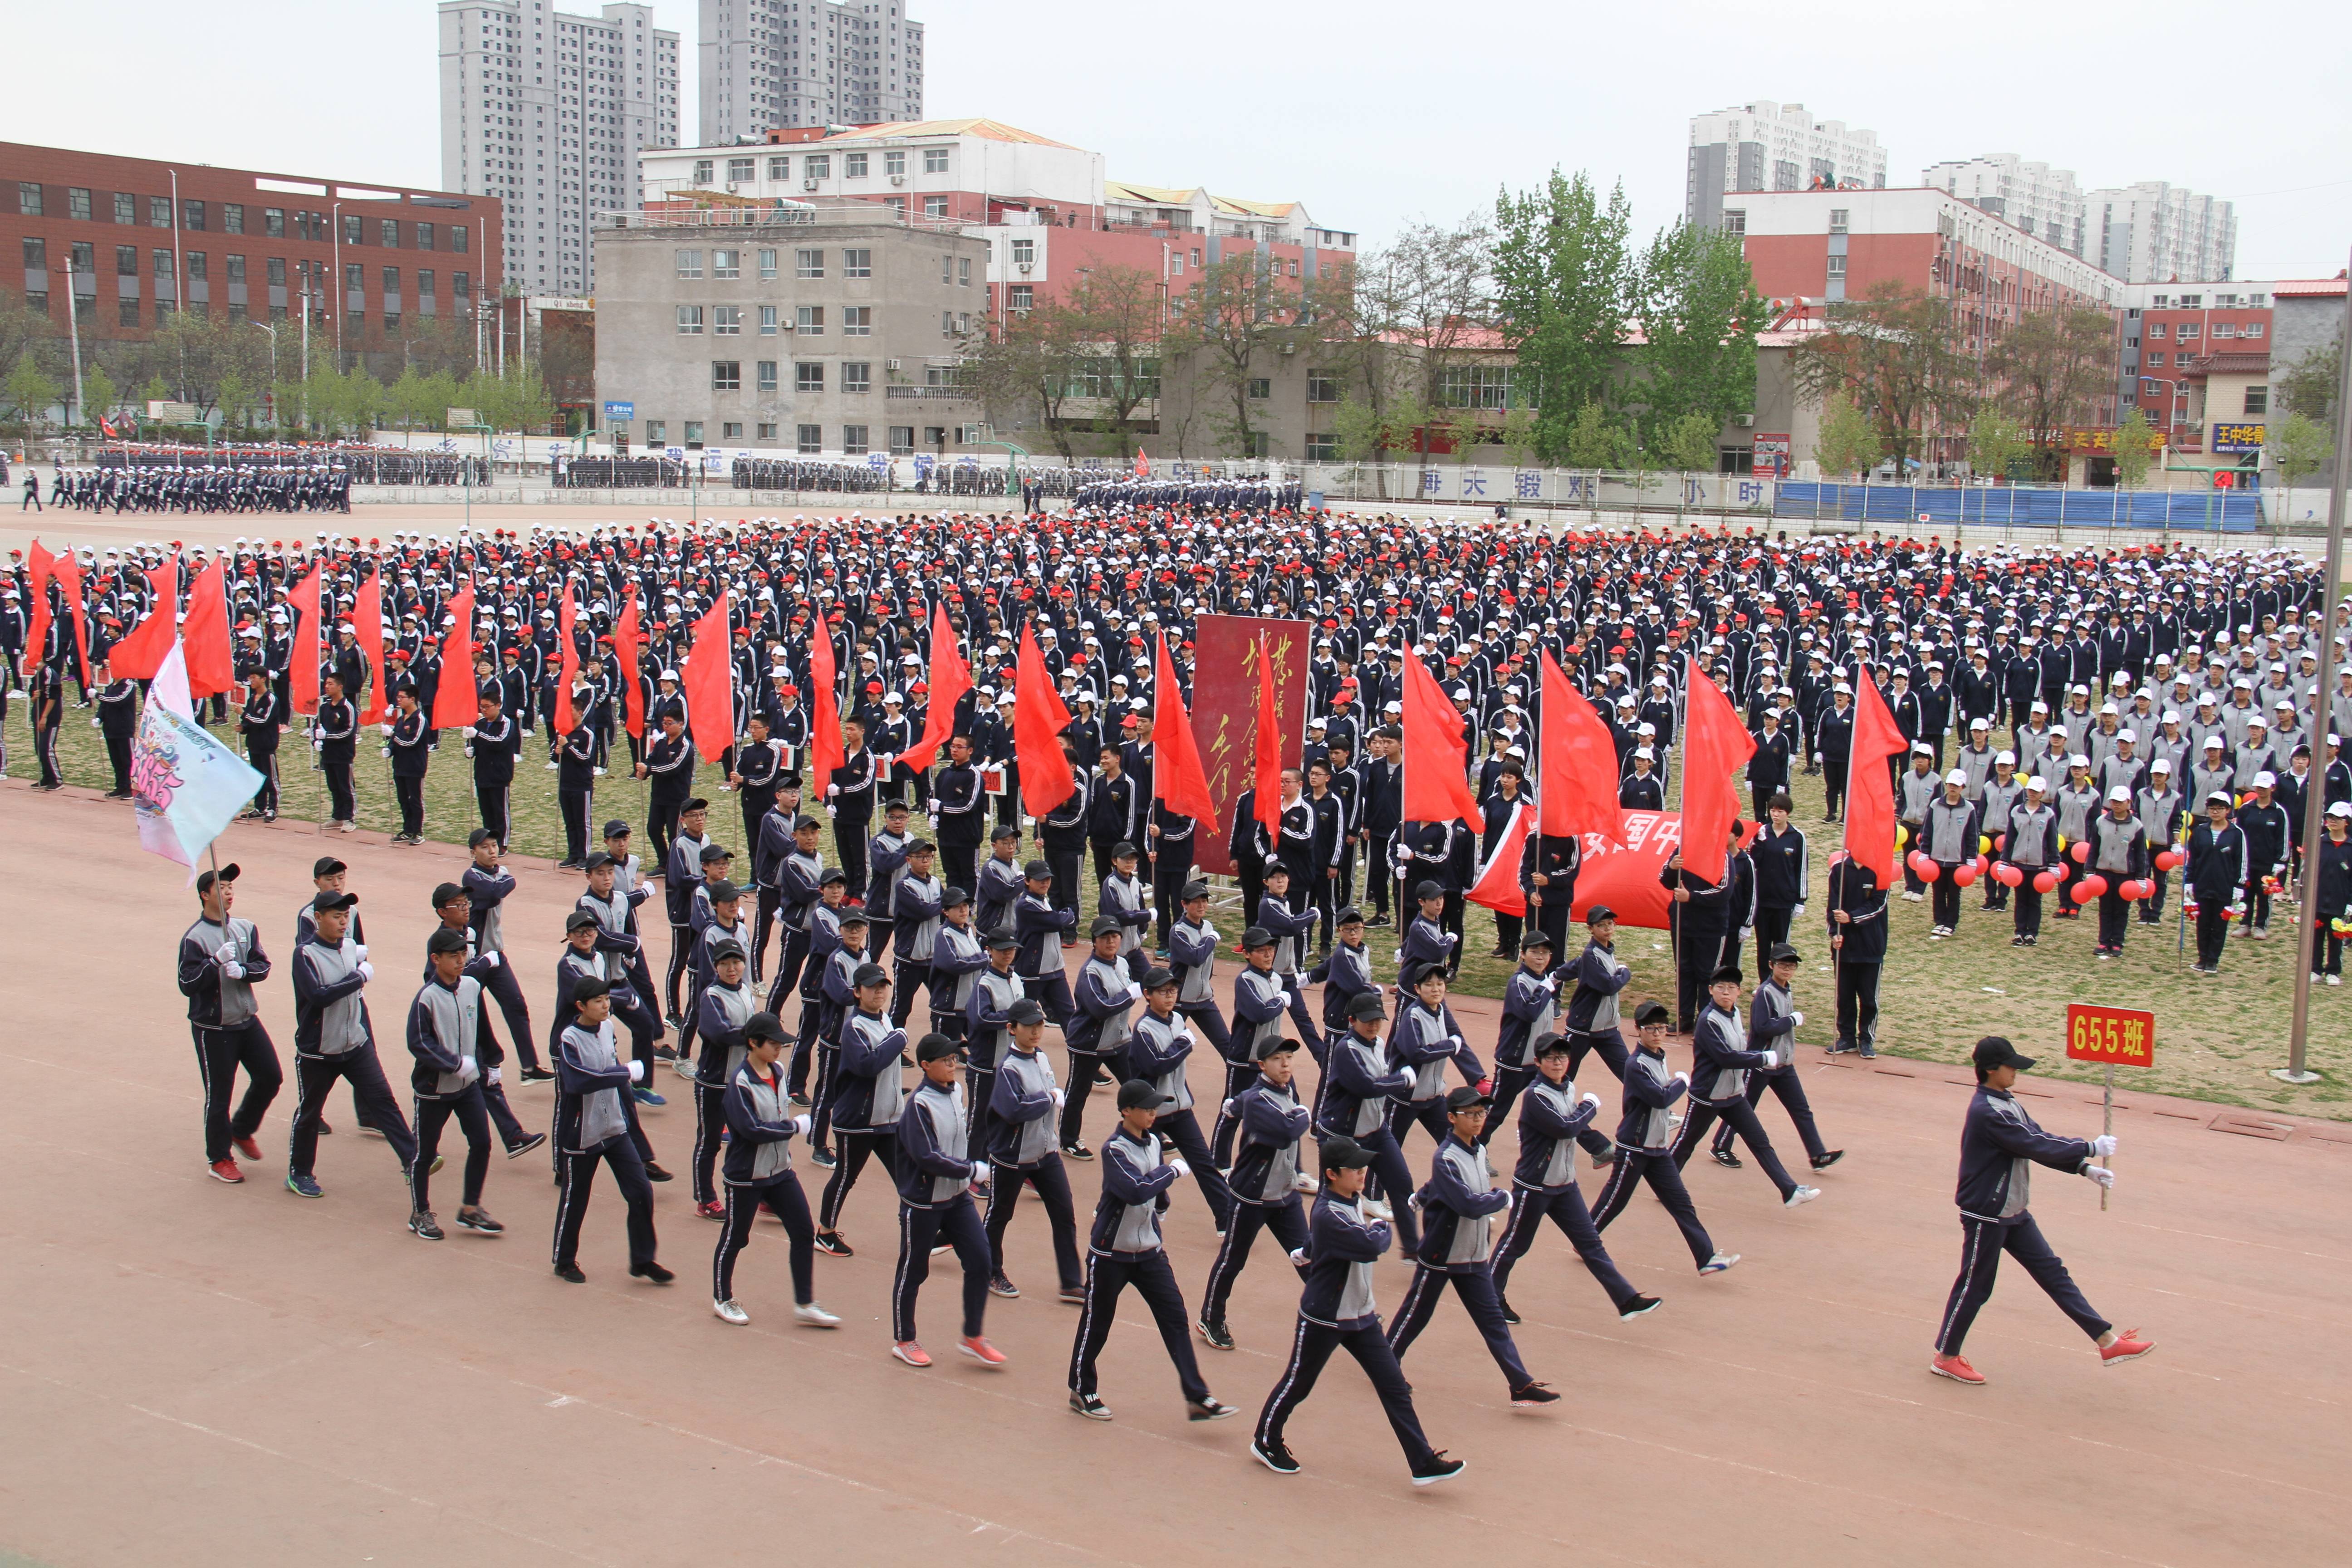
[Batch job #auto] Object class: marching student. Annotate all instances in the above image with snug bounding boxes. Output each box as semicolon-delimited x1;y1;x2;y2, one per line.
177;863;282;1185
688;939;760;1219
760;813;828;1011
555;911;662;1128
1250;1135;1462;1486
1195;1033;1315;1351
286;891;420;1197
962;930;1025;1152
1560;905;1632;1097
404;929;505;1241
1485;932;1559;1148
294;856;364;952
550;977;671;1285
672;844;739;1073
1313;991;1421;1254
1710;944;1842;1173
889;840;944;1025
1127;967;1235;1232
711;1012;842;1329
1167;880;1235;1062
817;961;909;1252
1385;1087;1560;1408
787;869;848;1109
238;668;282;822
983;998;1084;1304
1099;840;1154;982
865;799;916;965
1067;1080;1240;1423
1591;1002;1739;1277
1013;857;1078;1027
1306;904;1379;1065
925;887;987;1044
1063;915;1143;1158
974;824;1026;936
661;796;713;1028
555;696;598;868
1214;926;1290;1169
889;1034;1004;1369
1254;863;1325;1048
461;832;540;1073
805;906;871;1170
572;852;662;1078
1387;961;1484;1163
1931;1037;2153;1385
424;881;543;1154
1489;1034;1656;1325
1670;965;1821;1208
1396;879;1457;985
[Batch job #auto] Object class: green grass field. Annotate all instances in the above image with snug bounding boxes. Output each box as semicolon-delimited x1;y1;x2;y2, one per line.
14;689;2341;1118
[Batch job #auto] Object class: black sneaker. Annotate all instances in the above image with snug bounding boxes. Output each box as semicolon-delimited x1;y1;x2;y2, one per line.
629;1260;676;1285
1363;914;1390;928
519;1067;555;1084
1196;1318;1235;1351
1253;1439;1300;1475
809;1147;838;1168
1812;1149;1846;1170
409;1210;444;1241
988;1273;1020;1298
814;1230;854;1258
1068;1392;1112;1421
644;1161;675;1182
1619;1294;1664;1320
1498;1297;1520;1325
1509;1383;1562;1408
653;1044;679;1061
1858;1044;1877;1059
554;1263;587;1283
1709;1146;1743;1169
505;1132;548;1160
1061;1142;1093;1162
1410;1454;1467;1486
454;1206;505;1235
1188;1396;1241;1421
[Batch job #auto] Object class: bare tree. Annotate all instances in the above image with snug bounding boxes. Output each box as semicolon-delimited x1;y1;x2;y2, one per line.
1355;215;1490;458
1988;303;2119;480
1790;282;1976;473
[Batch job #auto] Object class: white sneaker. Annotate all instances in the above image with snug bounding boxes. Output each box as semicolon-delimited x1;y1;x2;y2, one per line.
1902;892;1925;902
593;767;607;776
1785;1185;1822;1208
1700;1252;1740;1274
2331;975;2343;987
1360;1198;1393;1221
544;760;560;770
672;1058;699;1081
794;1301;842;1328
713;1297;750;1326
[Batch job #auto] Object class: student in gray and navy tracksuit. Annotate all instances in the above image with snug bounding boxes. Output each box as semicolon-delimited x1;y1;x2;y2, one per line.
1489;1032;1654;1324
550;977;669;1284
1314;990;1422;1253
818;962;907;1245
425;884;538;1156
924;889;987;1045
1066;1079;1239;1423
962;932;1025;1154
1385;1087;1558;1407
1127;968;1235;1231
1710;944;1841;1171
710;1011;840;1329
1169;881;1236;1066
1197;1035;1314;1350
689;941;759;1215
404;930;508;1241
1592;1003;1737;1275
1485;931;1570;1151
1214;926;1290;1167
1063;915;1142;1154
1386;962;1485;1162
287;892;419;1197
1560;906;1634;1094
1306;904;1378;1068
984;999;1083;1302
889;1035;1002;1368
1668;965;1820;1208
1250;1135;1461;1485
177;863;283;1182
1930;1037;2154;1385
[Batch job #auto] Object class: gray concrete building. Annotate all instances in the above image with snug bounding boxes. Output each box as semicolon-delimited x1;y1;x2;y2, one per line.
591;203;987;456
698;0;924;146
2087;181;2237;284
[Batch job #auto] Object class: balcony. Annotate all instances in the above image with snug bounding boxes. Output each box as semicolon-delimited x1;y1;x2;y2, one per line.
886;384;971;400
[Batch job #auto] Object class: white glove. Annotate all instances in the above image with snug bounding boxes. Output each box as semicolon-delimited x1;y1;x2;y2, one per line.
969;1160;991;1185
1449;1034;1465;1050
1581;1091;1603;1110
355;960;374;982
1220;1097;1235;1117
626;1059;646;1082
1288;1247;1311;1265
2085;1165;2116;1191
221;961;246;980
312;737;323;751
380;745;392;758
460;1055;478;1078
826;784;839;797
1793;904;1807;919
1293;1172;1319;1193
464;747;475;759
1049;1088;1066;1109
353;944;369;962
487;1066;502;1086
927;814;940;831
1202;924;1220;941
1760;1049;1781;1069
485;951;501;969
1790;1010;1804;1026
462;726;477;739
791;1114;813;1136
1166;1157;1190;1180
1671;1070;1690;1086
2090;1134;2118;1159
1812;753;1822;764
379;723;393;737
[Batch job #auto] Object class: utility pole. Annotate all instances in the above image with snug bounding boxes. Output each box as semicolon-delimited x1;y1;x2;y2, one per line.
57;261;85;427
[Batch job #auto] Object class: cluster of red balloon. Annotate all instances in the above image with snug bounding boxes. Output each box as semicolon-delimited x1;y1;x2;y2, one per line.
1905;849;1990;888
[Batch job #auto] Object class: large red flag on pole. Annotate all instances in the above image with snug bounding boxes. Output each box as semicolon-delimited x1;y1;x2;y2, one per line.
104;557;181;680
354;568;388;723
1253;634;1283;834
1539;650;1625;847
181;556;235;700
431;582;477;730
898;601;970;771
1014;623;1075;817
288;562;324;717
1401;651;1480;824
612;591;645;740
1843;674;1909;888
807;614;847;788
681;591;734;765
1677;660;1756;886
1151;633;1219;834
43;548;89;687
25;541;54;673
553;580;582;731
1466;799;1534;916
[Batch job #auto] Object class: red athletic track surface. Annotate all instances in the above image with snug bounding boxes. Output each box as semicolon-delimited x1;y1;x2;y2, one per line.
1;779;2346;1568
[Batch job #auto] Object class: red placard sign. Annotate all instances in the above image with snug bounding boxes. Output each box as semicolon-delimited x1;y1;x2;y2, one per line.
1186;613;1310;876
2065;1004;2155;1068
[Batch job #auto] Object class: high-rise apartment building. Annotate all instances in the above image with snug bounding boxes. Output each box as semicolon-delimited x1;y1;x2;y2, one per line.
1686;101;1886;231
1920;153;2087;258
2086;181;2238;284
698;0;924;146
439;0;679;295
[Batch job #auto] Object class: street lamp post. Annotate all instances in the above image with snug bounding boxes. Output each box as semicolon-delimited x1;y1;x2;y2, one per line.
56;261;85;429
248;320;278;432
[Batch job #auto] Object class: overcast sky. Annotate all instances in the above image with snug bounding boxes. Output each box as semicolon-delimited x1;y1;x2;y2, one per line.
7;0;2346;281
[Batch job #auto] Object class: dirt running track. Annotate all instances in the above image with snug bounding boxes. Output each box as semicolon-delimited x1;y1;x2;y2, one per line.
0;780;2346;1568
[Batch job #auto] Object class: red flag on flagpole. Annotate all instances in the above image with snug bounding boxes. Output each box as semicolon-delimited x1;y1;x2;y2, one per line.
1466;799;1534;917
612;591;645;740
354;569;388;724
1014;623;1075;817
1151;632;1219;834
288;562;324;717
431;582;477;730
1844;674;1909;888
1254;634;1283;833
1539;650;1624;847
24;541;55;675
681;591;734;765
181;556;235;699
1401;652;1480;824
554;580;582;732
104;557;181;680
1134;446;1150;478
1678;660;1755;885
898;601;970;771
41;547;90;687
807;614;847;788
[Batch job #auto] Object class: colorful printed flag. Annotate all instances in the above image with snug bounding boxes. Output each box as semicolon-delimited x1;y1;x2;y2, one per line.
132;641;264;879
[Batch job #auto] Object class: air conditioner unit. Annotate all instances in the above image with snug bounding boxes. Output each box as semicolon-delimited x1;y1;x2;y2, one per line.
889;174;904;186
886;359;902;372
1016;261;1031;274
1279;342;1294;354
803;178;819;191
1735;413;1754;427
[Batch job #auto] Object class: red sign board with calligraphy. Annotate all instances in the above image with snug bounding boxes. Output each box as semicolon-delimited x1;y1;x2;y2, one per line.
2065;1004;2155;1068
1188;614;1310;876
1564;812;1762;931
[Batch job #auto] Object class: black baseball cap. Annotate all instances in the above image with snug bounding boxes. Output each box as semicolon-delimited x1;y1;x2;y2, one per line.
1534;1032;1572;1058
1007;998;1047;1025
1415;879;1444;902
991;824;1021;841
1241;925;1275;950
1635;1000;1671;1028
426;928;469;956
1768;943;1803;966
314;890;359;912
1111;840;1138;860
985;929;1021;951
699;843;732;863
1587;905;1617;925
1445;1086;1494;1113
312;856;347;877
1973;1036;2037;1072
941;887;971;908
1318;1135;1373;1170
603;819;632;838
1024;858;1054;880
1346;992;1387;1021
916;1032;960;1063
431;882;468;908
1141;966;1176;990
1116;1079;1174;1112
568;975;610;1003
1182;880;1211;901
682;796;709;813
1336;906;1364;926
1710;964;1743;985
853;961;889;988
1255;1035;1300;1061
468;828;496;848
1520;931;1553;952
564;910;600;933
836;909;870;929
197;862;241;895
584;851;617;871
745;1011;789;1042
706;878;741;903
820;869;848;887
1090;914;1124;938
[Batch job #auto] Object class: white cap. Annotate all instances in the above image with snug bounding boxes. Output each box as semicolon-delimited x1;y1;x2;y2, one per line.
2117;728;2137;743
2070;754;2091;769
2150;759;2172;774
2025;776;2048;792
2031;699;2049;712
1634;746;1655;760
1945;769;1970;787
2107;785;2132;803
2204;735;2225;748
658;668;680;682
1970;717;1989;730
1995;750;2016;764
2328;801;2352;819
2254;770;2278;789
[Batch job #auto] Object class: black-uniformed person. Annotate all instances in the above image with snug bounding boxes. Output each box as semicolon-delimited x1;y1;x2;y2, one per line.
465;683;522;849
238;668;282;822
1824;852;1887;1056
93;659;138;796
315;672;359;830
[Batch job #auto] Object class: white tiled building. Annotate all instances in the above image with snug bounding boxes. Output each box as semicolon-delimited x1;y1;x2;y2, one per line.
1919;153;2087;259
2086;181;2238;284
1686;101;1887;231
697;0;924;145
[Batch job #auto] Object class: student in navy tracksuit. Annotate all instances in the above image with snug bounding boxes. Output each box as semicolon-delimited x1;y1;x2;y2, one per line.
1066;1080;1240;1422
1710;944;1842;1171
1591;1002;1738;1275
405;929;504;1241
1215;926;1290;1167
1485;931;1559;1147
1560;906;1633;1096
1386;963;1484;1162
461;831;540;1072
1489;1034;1656;1323
550;978;670;1285
689;941;759;1216
984;998;1083;1303
1396;880;1456;985
889;1036;1002;1369
818;962;907;1246
1931;1037;2153;1385
1306;905;1378;1064
287;892;420;1197
1386;1087;1558;1406
787;872;846;1105
1314;990;1422;1253
1168;881;1235;1064
1063;915;1142;1156
1254;864;1324;1047
424;883;538;1156
1197;1035;1314;1350
710;1013;840;1329
962;932;1025;1153
177;863;282;1182
761;815;827;1011
1250;1135;1461;1485
1668;965;1821;1209
661;798;712;1027
1013;858;1077;1028
806;908;868;1165
1127;969;1235;1231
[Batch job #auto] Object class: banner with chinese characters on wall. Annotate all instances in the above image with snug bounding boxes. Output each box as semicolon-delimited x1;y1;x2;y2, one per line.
1566;810;1761;930
1406;467;1778;513
1187;614;1310;876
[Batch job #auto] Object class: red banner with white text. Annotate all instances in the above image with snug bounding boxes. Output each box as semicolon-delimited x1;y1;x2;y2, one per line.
1188;613;1309;876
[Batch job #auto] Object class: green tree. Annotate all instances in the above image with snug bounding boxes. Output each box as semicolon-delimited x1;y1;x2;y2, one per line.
1651;408;1720;473
1812;391;1881;478
2272;411;2332;490
215;367;255;432
1356;214;1493;460
78;361;118;430
1790;283;1973;472
1966;406;2031;480
960;297;1088;460
2112;409;2161;489
0;287;59;392
1987;304;2119;481
3;353;60;424
1492;170;1635;463
2277;336;2340;424
1632;221;1765;441
1564;398;1632;469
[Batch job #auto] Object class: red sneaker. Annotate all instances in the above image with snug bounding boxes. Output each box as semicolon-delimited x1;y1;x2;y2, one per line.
208;1158;245;1185
2100;1330;2156;1367
958;1335;1008;1367
695;1199;726;1221
890;1341;931;1368
232;1135;263;1162
1930;1352;1984;1384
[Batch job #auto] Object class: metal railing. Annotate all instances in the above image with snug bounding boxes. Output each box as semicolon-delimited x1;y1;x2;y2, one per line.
599;200;966;235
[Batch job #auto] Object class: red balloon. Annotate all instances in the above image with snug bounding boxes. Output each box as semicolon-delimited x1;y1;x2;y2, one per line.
1994;833;2007;852
2032;869;2061;893
2154;849;2184;872
2118;879;2146;901
1994;862;2024;887
1952;864;1978;888
2073;875;2108;903
2069;841;2091;864
1916;858;1941;884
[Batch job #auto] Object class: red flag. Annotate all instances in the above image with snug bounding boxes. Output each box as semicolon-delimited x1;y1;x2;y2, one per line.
24;542;54;674
1539;650;1624;847
1401;652;1480;824
806;617;846;787
1678;661;1755;885
612;591;644;740
104;558;181;680
1466;799;1534;917
354;569;388;723
41;547;89;687
1151;632;1219;834
1843;675;1908;889
181;556;235;700
1014;624;1076;817
431;582;476;729
681;591;734;766
553;581;582;731
898;602;969;771
288;563;324;716
1253;634;1283;833
1134;446;1150;478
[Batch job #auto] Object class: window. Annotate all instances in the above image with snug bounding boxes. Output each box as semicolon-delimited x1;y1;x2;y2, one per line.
693;158;715;185
117;193;138;225
2146;352;2165;368
453;270;470;299
843;424;869;454
341;260;361;291
714;304;743;335
757;360;778;392
20;238;43;273
941;309;954;337
758;248;777;279
226;255;246;284
804;155;830;179
2244;386;2269;416
889;425;915;454
66;186;90;220
148;196;171;228
1246;377;1271;400
796;363;825;392
2248;294;2267;307
958;257;971;287
223;202;243;234
845;153;868;179
796;248;823;278
452;226;467;255
722;421;743;440
843;247;871;278
768;155;789;181
1439;364;1516;410
416;266;432;298
342;213;362;245
119;299;140;327
2148;323;2166;338
1010;238;1035;267
842;361;871;393
380;264;398;296
417;223;436;250
377;218;396;247
797;305;824;335
2245;322;2266;338
2151;294;2170;309
155;249;179;284
2179;294;2202;308
1007;285;1032;312
1306;371;1340;404
1305;434;1339;461
842;306;872;335
1721;209;1745;235
1828;208;1849;233
759;304;779;335
2212;323;2238;339
676;304;705;333
940;255;952;285
684;421;704;447
186;253;207;281
922;147;948;173
712;360;741;391
676;248;706;279
727;157;755;183
885;151;905;176
645;419;667;443
758;422;779;440
1827;255;1847;277
14;181;39;216
2176;323;2200;341
713;248;740;279
117;244;139;275
956;312;969;335
924;196;947;218
2215;294;2238;307
798;423;823;453
266;256;285;287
